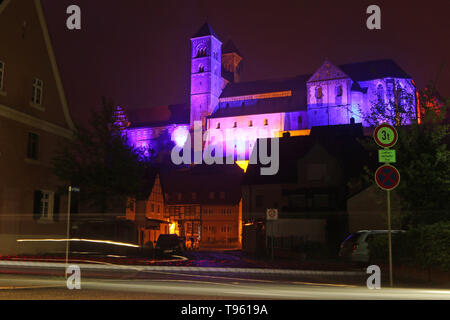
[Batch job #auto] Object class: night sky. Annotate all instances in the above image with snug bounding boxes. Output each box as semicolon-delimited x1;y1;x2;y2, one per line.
41;0;450;125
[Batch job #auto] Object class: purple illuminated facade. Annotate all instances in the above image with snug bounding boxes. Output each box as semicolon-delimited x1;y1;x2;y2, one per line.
122;22;416;161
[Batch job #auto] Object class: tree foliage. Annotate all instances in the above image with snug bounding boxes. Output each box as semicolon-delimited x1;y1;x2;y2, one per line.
52;98;153;213
360;82;449;227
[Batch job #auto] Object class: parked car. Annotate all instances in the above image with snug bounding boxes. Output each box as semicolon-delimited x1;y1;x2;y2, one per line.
339;230;405;263
155;234;185;256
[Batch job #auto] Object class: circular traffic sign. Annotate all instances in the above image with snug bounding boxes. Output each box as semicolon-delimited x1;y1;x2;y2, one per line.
374;123;398;148
375;164;400;191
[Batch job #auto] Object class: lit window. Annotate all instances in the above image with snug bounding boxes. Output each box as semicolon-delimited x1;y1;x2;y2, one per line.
0;61;4;91
216;122;220;129
31;78;43;105
264;119;268;126
27;132;39;160
248;120;253;127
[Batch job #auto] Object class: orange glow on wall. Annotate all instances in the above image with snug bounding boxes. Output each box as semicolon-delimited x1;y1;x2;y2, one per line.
276;129;311;137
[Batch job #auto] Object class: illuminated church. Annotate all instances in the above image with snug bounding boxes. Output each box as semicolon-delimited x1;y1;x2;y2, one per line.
122;22;416;160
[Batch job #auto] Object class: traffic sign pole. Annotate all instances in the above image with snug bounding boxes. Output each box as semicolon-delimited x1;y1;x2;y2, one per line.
374;123;400;288
387;190;393;287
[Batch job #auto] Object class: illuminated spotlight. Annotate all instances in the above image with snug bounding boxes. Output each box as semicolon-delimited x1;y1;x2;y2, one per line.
172;126;189;147
236;160;249;172
16;238;140;248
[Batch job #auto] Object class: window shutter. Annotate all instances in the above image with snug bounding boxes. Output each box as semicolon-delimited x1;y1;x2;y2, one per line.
53;193;60;222
33;190;42;220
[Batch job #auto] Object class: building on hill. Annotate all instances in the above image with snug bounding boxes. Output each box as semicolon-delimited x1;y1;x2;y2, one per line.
120;22;417;162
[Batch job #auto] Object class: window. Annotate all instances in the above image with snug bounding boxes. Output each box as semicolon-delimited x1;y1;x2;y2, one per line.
198;65;205;73
177;193;182;201
219;192;225;199
298;116;303;128
151;203;154;212
216;122;220;129
233;122;237;128
336;85;343;97
209;192;215;199
27;132;39;160
192;192;197;200
0;61;4;91
31;78;43;105
157;205;160;213
196;47;207;58
248;120;253;127
315;86;323;99
264;119;268;126
33;190;57;221
376;84;384;101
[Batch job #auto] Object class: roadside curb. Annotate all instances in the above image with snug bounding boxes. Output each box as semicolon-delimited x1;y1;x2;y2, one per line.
0;260;365;277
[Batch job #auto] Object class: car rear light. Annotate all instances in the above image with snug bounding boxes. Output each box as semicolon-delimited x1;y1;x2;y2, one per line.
353;244;358;252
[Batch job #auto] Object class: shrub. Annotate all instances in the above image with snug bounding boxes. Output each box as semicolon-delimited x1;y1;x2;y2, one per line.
368;222;450;271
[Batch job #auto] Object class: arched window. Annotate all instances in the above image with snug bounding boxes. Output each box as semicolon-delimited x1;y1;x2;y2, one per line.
198;65;205;73
315;86;323;99
196;47;207;58
376;84;384;101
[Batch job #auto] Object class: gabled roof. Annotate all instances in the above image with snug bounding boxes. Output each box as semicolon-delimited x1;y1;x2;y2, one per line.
339;59;412;82
242;124;369;186
160;164;244;205
192;22;219;39
222;39;242;56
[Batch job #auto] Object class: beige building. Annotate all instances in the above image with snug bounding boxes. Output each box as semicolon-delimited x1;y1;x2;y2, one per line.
126;172;170;246
0;0;75;254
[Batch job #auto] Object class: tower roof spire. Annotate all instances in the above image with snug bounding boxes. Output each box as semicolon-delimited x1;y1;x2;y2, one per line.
192;21;219;39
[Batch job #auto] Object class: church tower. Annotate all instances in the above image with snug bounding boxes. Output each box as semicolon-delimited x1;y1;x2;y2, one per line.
190;22;223;130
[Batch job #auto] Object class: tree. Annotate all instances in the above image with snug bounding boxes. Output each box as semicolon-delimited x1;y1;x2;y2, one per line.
52;98;153;214
360;81;450;226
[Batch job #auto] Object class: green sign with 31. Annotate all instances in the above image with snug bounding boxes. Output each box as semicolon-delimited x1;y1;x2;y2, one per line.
374;123;398;148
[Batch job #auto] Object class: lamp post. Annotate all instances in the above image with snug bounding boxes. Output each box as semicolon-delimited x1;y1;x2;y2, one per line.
65;186;79;279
